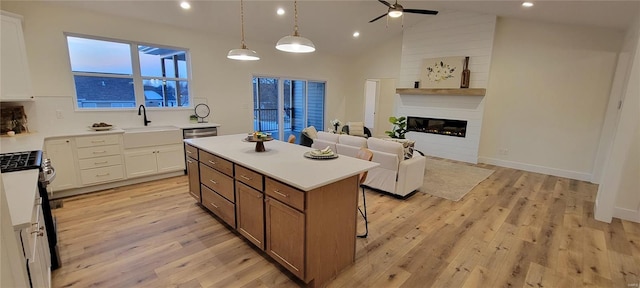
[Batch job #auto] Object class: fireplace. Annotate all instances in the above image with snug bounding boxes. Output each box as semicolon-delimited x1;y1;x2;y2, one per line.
407;116;467;138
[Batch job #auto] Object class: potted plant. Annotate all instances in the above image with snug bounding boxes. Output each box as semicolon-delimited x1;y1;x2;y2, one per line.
385;116;407;139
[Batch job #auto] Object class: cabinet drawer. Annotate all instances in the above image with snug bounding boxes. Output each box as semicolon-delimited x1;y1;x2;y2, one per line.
76;134;120;147
199;150;233;176
201;184;236;228
78;155;122;170
77;144;121;159
265;178;305;212
236;165;263;191
80;165;124;185
200;163;235;202
185;144;198;160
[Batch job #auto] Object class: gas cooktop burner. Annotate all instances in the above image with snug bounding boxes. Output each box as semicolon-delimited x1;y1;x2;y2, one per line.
0;150;43;173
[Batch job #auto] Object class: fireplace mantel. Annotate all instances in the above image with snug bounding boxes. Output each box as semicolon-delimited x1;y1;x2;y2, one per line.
396;88;486;96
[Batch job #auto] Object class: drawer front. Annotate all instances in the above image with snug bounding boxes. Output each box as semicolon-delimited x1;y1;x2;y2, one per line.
76;134;120;147
200;163;235;203
78;155;122;170
80;165;124;185
77;144;121;159
185;144;199;160
236;165;263;191
265;178;305;212
199;150;233;176
201;184;236;228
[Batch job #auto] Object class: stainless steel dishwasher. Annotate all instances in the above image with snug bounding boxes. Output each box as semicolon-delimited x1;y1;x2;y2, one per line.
183;127;217;173
183;127;217;139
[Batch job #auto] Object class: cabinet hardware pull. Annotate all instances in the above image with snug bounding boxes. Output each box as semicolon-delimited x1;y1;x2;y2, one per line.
96;173;110;177
31;230;44;236
94;161;108;164
186;150;192;154
91;140;106;143
208;160;217;165
240;175;251;181
273;189;288;198
209;179;218;185
210;202;219;209
187;160;193;164
93;150;107;154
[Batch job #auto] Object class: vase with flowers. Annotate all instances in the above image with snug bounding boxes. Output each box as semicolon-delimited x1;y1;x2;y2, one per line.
330;119;342;133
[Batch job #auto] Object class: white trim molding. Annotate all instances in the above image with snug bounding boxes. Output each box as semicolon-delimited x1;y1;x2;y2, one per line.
479;156;592;182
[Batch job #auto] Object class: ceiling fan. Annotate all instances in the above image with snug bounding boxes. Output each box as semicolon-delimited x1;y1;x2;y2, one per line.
369;0;438;23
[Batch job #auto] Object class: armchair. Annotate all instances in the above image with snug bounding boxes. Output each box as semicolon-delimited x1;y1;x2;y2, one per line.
362;137;426;198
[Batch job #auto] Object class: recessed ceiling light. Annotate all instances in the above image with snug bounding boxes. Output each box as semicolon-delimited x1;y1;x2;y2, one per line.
353;31;360;38
277;8;285;15
522;2;534;8
180;1;191;9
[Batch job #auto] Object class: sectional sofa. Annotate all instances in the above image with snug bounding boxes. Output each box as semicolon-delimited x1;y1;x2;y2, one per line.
312;132;426;198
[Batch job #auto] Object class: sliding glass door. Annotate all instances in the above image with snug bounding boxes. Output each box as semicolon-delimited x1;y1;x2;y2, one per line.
253;76;325;141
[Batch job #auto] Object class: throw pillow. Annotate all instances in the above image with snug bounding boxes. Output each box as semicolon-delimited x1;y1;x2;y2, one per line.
383;138;415;159
348;122;365;137
303;126;318;139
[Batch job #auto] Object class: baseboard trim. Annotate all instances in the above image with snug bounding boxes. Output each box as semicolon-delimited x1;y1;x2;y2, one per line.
51;171;185;199
478;157;592;182
613;207;640;223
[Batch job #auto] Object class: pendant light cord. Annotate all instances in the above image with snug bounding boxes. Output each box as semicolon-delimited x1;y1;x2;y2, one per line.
293;0;300;37
240;0;247;49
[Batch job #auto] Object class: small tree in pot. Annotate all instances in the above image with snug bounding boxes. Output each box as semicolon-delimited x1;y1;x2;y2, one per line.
385;116;407;139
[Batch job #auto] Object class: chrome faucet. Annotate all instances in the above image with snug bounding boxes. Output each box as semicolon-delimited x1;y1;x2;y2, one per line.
138;105;151;126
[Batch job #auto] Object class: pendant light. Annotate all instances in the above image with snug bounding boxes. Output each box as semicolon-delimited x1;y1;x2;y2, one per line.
276;0;315;53
228;0;259;61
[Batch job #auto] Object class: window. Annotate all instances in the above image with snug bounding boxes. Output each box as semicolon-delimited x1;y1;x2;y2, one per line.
66;35;190;109
253;76;325;141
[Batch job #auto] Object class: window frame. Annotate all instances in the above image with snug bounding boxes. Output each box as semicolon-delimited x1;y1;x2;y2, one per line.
64;32;193;111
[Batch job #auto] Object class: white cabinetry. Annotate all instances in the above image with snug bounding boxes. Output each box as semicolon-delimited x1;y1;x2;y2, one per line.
75;134;124;185
0;11;33;101
44;138;78;191
124;144;185;178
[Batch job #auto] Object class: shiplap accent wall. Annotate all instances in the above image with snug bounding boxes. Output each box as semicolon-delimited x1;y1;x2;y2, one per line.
397;11;497;163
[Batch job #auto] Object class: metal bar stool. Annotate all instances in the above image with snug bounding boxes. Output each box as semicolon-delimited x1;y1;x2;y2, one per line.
356;148;373;238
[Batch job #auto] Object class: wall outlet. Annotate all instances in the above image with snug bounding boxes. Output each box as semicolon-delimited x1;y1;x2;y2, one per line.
498;148;509;155
55;110;63;119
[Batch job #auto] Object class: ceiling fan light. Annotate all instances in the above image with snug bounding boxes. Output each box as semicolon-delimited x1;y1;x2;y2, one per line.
276;35;316;53
227;47;260;61
388;11;403;18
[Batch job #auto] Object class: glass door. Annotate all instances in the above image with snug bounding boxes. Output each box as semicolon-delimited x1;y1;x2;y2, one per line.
253;76;325;142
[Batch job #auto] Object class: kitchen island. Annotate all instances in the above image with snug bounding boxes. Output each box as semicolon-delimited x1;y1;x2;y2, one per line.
184;134;378;287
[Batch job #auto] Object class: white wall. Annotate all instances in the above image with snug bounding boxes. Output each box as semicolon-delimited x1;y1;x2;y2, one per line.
1;1;352;135
479;18;623;181
595;15;640;223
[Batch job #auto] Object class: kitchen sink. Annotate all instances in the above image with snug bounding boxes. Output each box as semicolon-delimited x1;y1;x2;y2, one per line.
122;125;182;149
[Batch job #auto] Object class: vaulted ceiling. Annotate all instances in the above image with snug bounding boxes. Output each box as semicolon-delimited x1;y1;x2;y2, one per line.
44;1;640;57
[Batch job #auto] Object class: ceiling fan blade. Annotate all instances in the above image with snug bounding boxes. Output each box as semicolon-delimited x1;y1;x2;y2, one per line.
403;9;439;15
378;0;393;8
369;13;388;23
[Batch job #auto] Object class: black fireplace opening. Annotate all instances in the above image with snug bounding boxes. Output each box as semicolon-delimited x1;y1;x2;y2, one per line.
407;116;467;138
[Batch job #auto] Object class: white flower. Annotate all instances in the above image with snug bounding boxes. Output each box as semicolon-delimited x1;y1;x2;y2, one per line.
330;119;341;126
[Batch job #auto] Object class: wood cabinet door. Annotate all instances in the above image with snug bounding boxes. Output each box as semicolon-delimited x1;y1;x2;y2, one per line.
265;197;305;279
186;157;200;202
235;182;264;250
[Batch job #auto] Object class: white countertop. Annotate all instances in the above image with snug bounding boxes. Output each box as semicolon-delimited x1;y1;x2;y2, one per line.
185;134;379;191
0;122;221;229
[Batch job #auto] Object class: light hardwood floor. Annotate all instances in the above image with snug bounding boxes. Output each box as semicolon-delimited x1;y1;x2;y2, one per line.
51;162;640;287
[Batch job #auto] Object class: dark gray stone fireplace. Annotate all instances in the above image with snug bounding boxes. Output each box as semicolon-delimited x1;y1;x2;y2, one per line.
407;116;467;138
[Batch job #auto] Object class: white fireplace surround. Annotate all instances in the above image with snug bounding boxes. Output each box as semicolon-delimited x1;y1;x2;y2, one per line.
397;94;485;164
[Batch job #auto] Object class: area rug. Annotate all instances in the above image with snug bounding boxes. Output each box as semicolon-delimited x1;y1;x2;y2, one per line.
420;158;494;201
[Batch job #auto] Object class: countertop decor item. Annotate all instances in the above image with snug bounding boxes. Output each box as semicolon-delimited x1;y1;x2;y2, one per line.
420;56;465;89
460;56;470;88
244;132;273;152
195;103;210;123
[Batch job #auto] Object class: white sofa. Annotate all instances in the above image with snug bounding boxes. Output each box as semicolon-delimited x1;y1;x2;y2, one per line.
313;133;426;198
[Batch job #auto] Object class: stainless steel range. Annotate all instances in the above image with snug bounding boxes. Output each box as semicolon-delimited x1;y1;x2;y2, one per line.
0;150;60;270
